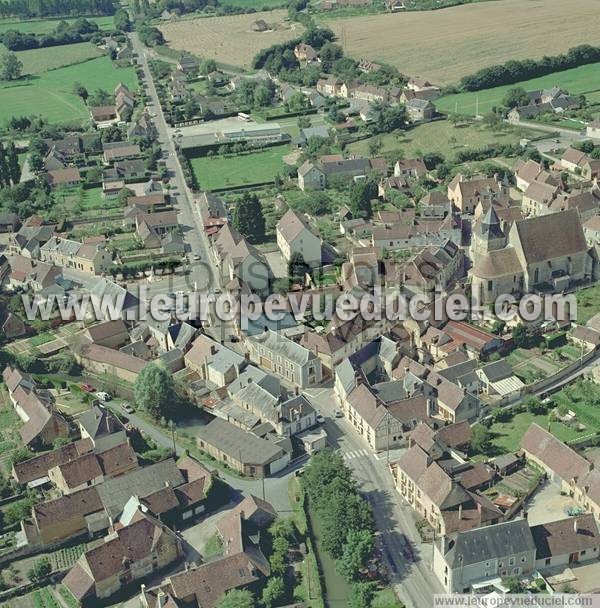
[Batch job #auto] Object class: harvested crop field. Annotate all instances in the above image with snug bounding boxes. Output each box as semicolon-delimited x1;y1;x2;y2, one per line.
324;0;600;85
158;10;303;69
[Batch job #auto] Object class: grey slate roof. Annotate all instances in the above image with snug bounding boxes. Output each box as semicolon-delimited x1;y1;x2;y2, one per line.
96;458;184;518
251;329;314;365
442;519;535;567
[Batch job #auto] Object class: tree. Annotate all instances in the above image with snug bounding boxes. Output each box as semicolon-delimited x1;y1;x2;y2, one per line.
27;557;51;582
471;425;490;454
5;141;20;185
134;363;177;419
261;576;285;608
232;193;265;243
503;575;525;593
289;252;309;282
336;529;375;583
512;324;538;349
523;395;546;415
349;581;377;608
349;179;377;219
114;9;131;32
502;87;529;109
216;589;255;608
0;47;22;80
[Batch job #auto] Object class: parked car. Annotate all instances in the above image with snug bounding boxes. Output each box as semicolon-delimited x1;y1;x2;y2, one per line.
81;383;95;393
95;391;112;402
316;414;325;424
122;402;134;414
334;409;343;418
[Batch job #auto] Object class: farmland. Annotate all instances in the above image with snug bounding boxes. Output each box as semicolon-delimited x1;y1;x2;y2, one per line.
0;15;115;34
16;42;102;75
323;0;600;85
0;54;136;125
347;120;537;159
437;63;600;116
187;145;290;190
218;0;286;7
158;10;303;69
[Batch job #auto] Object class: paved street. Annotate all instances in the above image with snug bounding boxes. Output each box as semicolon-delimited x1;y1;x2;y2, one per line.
305;387;444;608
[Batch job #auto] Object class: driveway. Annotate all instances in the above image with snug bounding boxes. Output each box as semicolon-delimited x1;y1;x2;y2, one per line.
524;480;578;525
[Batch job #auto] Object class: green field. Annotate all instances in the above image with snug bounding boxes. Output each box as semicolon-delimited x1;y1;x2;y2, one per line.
16;42;102;75
575;283;600;325
0;55;136;125
348;120;537;159
437;63;600;116
188;146;289;191
0;15;115;34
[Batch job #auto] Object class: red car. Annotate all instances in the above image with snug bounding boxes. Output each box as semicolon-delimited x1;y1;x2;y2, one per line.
81;383;95;393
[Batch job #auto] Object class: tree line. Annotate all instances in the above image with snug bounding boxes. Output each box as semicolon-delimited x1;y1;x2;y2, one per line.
459;44;600;91
0;0;115;18
0;141;21;188
0;17;106;51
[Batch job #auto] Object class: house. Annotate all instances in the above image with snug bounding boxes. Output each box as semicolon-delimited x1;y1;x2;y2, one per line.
177;55;198;74
40;237;112;275
316;76;344;98
520;423;591;494
3;368;70;449
394;158;427;180
298;155;384;191
0;311;26;339
406;98;435;122
83;320;129;349
128;110;157;140
391;443;502;535
196;418;290;478
184;335;246;387
247;329;323;388
448;174;504;214
76;343;147;383
561;147;589;173
63;510;182;603
587;120;600;140
476;359;525;396
139;496;274;608
582;159;600;180
103;142;142;164
358;58;382;73
471;209;589;303
514;159;552;192
407;77;440;95
276;208;322;268
45;167;81;189
90;106;117;125
420;191;452;218
0;211;20;232
78;404;128;452
532;514;600;571
12;438;94;487
8;256;61;290
213;224;271;294
294;43;319;64
433;519;536;593
47;442;138;495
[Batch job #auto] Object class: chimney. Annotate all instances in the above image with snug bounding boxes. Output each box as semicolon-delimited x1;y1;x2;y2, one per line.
210;344;217;355
522;510;528;520
244;352;250;361
458;504;463;520
574;518;579;534
295;386;299;396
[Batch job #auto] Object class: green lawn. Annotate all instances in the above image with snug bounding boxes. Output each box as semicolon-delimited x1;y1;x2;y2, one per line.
372;589;404;608
0;16;115;35
575;283;600;324
347;120;536;159
0;55;137;125
16;42;102;75
437;62;600;116
29;332;55;347
483;412;581;456
187;146;289;191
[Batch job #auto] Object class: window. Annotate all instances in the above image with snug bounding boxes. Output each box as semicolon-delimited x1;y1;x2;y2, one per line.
520;556;526;563
512;567;520;575
509;557;515;566
545;558;551;565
